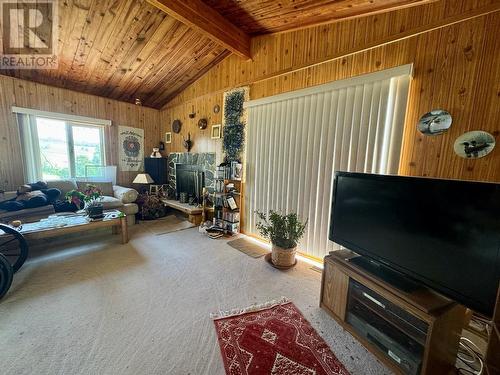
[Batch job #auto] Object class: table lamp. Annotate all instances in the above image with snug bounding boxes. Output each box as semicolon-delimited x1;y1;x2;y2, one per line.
133;173;154;193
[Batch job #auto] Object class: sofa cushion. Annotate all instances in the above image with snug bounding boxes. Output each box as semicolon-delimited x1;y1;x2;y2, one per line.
100;196;123;210
77;181;114;196
113;185;138;204
47;180;77;196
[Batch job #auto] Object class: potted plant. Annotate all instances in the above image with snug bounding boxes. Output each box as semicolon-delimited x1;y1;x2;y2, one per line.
66;184;104;219
256;210;307;267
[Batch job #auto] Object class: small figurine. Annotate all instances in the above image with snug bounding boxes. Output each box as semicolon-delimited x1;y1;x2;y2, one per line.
150;147;162;158
183;133;193;152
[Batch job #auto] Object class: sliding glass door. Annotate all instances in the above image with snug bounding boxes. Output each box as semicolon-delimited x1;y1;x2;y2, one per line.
244;66;412;259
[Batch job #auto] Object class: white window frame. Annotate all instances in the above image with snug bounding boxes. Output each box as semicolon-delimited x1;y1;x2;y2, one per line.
14;107;110;181
12;106;112;126
36;117;107;179
65;120;107;178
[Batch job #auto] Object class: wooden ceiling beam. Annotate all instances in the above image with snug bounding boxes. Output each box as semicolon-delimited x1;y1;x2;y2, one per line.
146;0;251;60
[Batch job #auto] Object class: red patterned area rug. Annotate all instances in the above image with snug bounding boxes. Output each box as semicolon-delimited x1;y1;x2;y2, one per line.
213;298;350;375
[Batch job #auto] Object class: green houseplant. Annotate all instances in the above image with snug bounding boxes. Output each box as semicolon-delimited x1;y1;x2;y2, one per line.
66;184;103;219
256;210;307;267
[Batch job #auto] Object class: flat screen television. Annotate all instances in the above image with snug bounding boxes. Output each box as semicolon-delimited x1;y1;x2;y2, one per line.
329;172;500;317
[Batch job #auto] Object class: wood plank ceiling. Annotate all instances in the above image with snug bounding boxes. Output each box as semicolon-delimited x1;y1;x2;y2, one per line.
1;0;228;109
0;0;435;108
202;0;437;35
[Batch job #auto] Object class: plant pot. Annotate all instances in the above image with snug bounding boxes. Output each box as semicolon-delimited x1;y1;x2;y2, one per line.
86;203;104;219
271;244;297;267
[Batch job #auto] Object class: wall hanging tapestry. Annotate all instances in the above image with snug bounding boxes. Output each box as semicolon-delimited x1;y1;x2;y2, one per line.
118;126;144;171
222;87;249;162
212;298;350;375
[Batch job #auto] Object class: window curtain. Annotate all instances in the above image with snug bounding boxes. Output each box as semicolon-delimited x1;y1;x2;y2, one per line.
16;113;43;183
244;66;412;259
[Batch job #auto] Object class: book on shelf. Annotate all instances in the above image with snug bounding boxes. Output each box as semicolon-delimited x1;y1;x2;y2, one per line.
225;196;238;210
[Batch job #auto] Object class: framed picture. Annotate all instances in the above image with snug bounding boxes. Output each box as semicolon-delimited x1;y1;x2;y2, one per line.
165;132;172;143
211;124;221;139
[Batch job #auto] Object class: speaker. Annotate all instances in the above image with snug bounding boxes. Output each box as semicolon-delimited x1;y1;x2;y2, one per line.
144;158;168;185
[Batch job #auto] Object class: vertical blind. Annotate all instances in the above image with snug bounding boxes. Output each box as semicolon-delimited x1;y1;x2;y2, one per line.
244;65;412;259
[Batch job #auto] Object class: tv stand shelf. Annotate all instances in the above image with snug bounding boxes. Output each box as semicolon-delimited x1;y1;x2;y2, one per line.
485;283;500;375
320;250;466;375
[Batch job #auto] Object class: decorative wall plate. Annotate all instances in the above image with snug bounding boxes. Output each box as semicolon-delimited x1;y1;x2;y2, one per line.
453;131;495;159
198;118;208;130
417;110;452;135
172;119;182;133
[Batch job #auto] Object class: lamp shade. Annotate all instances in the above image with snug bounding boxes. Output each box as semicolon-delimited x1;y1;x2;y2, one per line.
133;173;154;184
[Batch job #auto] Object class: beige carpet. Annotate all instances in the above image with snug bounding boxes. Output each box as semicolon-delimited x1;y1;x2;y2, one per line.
137;213;195;236
0;225;391;375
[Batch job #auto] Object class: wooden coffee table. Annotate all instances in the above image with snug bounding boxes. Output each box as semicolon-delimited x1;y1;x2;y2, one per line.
17;210;128;244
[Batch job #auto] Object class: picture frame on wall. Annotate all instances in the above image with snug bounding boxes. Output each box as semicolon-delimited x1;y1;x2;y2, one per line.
165;132;172;144
211;124;221;139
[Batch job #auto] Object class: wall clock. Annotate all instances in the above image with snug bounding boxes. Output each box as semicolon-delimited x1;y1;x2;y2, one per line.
172;119;182;133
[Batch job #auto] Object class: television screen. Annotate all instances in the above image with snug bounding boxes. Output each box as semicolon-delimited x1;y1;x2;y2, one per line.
329;172;500;317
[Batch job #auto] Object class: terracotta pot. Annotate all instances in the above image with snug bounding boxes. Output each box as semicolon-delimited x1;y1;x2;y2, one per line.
271;244;297;267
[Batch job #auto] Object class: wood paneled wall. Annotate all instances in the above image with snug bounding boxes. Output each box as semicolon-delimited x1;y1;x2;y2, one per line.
1;0;498;192
162;0;500;183
159;93;224;162
0;75;161;190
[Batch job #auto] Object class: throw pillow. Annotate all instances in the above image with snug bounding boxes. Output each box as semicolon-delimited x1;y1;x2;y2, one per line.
113;186;138;203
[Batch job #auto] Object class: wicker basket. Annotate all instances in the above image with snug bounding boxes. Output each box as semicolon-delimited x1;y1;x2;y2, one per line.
271;244;297;267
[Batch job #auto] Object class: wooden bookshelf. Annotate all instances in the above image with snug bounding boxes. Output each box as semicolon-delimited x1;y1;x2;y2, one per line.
222;179;242;234
213;163;242;234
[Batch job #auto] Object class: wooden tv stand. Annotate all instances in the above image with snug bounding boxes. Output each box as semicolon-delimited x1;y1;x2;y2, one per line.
320;250;466;375
485;283;500;375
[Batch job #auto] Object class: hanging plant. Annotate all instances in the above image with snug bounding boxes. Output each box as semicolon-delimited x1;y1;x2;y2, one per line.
222;87;248;162
223;122;245;161
224;90;245;123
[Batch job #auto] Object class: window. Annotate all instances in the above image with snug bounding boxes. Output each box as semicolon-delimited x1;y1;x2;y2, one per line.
15;108;109;182
36;118;105;180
